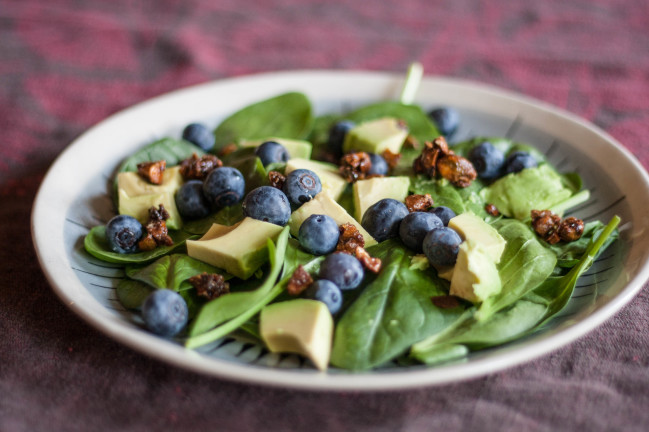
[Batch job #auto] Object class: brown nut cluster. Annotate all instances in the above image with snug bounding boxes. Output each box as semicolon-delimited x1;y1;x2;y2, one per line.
531;210;584;244
179;153;222;180
485;203;500;217
189;272;230;300
268;170;286;190
336;223;382;273
339;151;372;182
138;204;174;251
381;149;402;170
137;160;166;185
405;194;434;213
413;137;477;188
355;247;382;273
287;265;314;296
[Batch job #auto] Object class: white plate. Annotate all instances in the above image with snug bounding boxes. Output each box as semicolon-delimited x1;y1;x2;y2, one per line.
32;70;649;391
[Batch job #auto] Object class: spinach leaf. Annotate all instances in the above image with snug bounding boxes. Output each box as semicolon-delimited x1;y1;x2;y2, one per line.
181;204;244;235
84;226;195;264
345;102;439;143
307;113;340;160
409;176;466;215
476;219;556;321
213;92;313;151
280;238;320;279
116;280;153;310
546;221;612;268
330;241;464;371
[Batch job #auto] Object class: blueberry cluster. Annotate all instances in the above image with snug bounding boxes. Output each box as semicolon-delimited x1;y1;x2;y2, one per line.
468;142;537;180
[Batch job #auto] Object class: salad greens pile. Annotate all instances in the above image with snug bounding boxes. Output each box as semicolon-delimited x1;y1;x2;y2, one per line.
84;77;620;371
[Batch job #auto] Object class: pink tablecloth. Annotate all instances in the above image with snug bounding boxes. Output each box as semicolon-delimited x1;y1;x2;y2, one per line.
2;1;649;430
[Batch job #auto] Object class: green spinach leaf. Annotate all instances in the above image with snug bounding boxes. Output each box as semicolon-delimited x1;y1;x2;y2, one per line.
116;280;153;310
118;138;203;173
181;204;244;235
409;176;466;215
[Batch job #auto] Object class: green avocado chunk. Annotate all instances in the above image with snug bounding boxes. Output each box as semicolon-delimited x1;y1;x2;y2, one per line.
448;212;506;263
352;176;410;222
342;117;409;154
450;240;502;303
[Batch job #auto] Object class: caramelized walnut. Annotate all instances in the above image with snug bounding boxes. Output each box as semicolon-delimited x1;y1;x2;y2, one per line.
287;265;313;296
189;272;230;300
336;223;365;254
531;209;562;245
558;216;585;242
179;153;222;180
412;136;451;178
268;170;286;190
436;154;477;187
355;247;382;273
381;149;402;171
339;152;372;182
405;194;434;213
137;160;166;185
403;135;420;150
485;203;500;217
138;204;174;251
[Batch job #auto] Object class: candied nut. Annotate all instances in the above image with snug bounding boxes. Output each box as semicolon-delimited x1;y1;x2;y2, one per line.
339;151;372;182
137;160;166;185
179;153;222;180
287;265;314;296
558;216;585;242
437;154;477;188
381;149;402;170
268;170;286;190
355;247;382;273
336;223;365;254
218;143;238;157
189;272;230;300
138;204;173;250
431;295;461;309
412;136;451;177
531;209;562;244
148;204;170;222
137;236;157;251
403;135;420;150
405;194;434;213
485;203;500;217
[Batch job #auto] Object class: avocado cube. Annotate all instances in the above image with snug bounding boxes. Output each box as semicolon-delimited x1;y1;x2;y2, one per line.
450;240;502;303
117;166;184;229
186;217;284;279
260;299;334;371
352;176;410;222
342;117;409;154
240;137;312;160
285;158;347;201
448;212;506;263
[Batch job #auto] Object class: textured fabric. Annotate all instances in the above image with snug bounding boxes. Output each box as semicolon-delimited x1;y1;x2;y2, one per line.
2;0;649;431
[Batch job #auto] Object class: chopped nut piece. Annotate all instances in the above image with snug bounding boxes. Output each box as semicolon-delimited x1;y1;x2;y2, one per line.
137;160;166;185
138;204;173;250
179;153;222;180
381;149;402;170
412;136;451;178
558;216;585;242
403;135;420;150
431;295;462;309
287;265;313;296
268;170;286;190
531;209;562;245
405;194;434;213
189;272;230;300
339;151;372;182
148;204;170;222
218;143;238;157
355;247;382;273
336;223;365;254
437;154;477;187
485;203;500;217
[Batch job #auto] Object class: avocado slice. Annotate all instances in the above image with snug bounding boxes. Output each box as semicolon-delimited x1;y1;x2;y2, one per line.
239;137;313;160
448;212;506;263
260;299;334;371
288;193;377;246
352;176;410;222
285;158;347;201
342;117;409;154
186;217;284;279
450;240;502;303
117;166;184;229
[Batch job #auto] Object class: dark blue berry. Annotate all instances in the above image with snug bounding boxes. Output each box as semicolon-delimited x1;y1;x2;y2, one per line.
242;186;291;226
423;227;462;267
399;212;444;253
361;198;409;243
504;151;537;175
175;180;210;220
367;153;389;176
105;215;143;254
319;253;364;290
304;280;343;315
428;107;460;138
203;167;245;209
254;141;289;167
429;206;456;226
328;120;355;153
282;169;322;207
468;141;505;179
182;123;214;151
298;214;340;255
142;289;188;337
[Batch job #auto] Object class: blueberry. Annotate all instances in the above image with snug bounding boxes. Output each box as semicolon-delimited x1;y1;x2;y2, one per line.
298;214;340;255
327;120;355;153
468;141;505;179
254;141;289;167
242;186;291;226
203;166;245;209
175;180;210;220
282;169;322;207
141;289;188;337
367;153;389;176
399;212;444;253
428;107;460;138
503;151;537;175
423;227;463;267
361;198;409;243
319;253;364;290
429;206;457;226
105;215;143;254
304;280;343;315
182;123;214;151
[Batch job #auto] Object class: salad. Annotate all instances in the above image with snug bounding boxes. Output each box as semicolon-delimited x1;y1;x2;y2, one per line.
83;70;620;372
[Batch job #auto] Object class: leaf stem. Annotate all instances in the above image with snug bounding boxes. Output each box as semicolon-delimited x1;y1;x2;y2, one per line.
399;62;423;105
